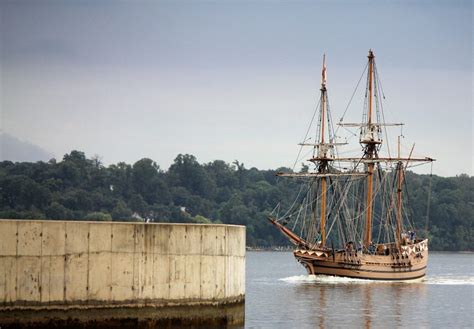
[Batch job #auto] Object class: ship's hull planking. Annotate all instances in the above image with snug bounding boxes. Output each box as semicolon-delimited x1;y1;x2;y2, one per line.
294;239;428;281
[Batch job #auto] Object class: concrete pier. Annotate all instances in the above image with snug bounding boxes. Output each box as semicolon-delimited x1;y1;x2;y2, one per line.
0;220;245;328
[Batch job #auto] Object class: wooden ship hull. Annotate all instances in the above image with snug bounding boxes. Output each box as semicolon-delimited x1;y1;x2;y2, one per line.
294;239;428;281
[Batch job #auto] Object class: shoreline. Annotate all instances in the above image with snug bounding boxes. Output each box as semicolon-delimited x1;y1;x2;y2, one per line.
246;247;474;253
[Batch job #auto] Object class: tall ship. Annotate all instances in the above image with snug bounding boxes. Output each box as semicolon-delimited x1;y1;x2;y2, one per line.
268;50;435;280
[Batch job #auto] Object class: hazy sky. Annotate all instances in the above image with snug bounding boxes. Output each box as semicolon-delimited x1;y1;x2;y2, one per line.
1;0;472;176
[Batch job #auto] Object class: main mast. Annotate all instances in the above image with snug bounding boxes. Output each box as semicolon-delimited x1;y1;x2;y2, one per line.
337;49;434;249
319;55;328;246
363;50;377;248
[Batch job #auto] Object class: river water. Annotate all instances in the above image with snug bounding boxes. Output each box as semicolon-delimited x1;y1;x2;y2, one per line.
245;251;473;328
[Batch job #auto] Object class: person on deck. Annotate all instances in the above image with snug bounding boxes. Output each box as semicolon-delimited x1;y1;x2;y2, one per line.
368;242;376;254
345;241;354;252
401;232;408;245
315;230;322;246
408;230;416;243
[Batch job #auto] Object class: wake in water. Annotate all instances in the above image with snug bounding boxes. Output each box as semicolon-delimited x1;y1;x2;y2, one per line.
280;274;474;285
424;276;474;285
280;274;371;284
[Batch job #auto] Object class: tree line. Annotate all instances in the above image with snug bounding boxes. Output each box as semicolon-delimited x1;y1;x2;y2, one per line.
0;151;472;251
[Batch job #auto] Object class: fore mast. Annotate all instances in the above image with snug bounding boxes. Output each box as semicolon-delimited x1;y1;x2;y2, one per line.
270;55;338;249
305;54;335;248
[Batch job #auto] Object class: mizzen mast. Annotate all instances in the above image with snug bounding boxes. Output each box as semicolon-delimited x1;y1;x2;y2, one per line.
396;135;403;248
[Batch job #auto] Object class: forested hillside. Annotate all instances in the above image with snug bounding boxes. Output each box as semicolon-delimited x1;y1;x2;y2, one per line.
0;151;472;251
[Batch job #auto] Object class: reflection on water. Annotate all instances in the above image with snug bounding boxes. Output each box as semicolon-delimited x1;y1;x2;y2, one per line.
391;284;401;328
287;278;428;329
363;285;371;329
246;252;473;329
318;285;326;329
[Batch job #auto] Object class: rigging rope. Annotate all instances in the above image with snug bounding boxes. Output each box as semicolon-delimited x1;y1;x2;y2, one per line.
374;63;392;158
291;98;322;171
425;162;434;234
334;62;368;136
277;182;309;221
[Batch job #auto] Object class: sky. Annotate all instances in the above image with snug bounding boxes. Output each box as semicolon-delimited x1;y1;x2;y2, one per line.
0;0;472;176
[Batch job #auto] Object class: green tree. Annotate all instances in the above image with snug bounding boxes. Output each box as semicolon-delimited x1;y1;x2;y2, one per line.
0;153;472;251
169;154;216;199
111;200;133;220
129;194;148;218
83;212;112;221
45;202;72;220
132;158;170;204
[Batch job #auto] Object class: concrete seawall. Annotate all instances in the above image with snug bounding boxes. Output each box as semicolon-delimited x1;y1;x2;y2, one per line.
0;219;245;327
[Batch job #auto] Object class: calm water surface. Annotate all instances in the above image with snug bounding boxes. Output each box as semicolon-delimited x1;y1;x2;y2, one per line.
245;252;473;328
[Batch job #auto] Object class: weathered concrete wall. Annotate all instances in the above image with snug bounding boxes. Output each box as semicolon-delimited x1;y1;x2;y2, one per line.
0;220;245;327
